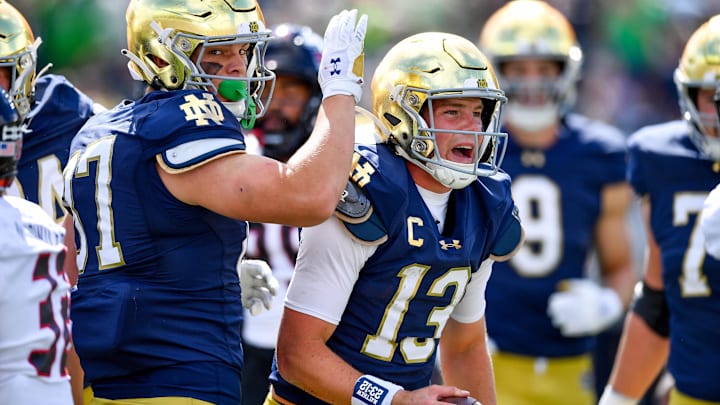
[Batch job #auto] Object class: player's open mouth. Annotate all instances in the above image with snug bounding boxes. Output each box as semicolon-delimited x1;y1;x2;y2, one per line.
450;145;476;163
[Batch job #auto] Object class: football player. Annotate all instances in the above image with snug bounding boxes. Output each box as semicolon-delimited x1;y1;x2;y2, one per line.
477;1;636;404
0;0;103;224
239;23;323;405
62;1;367;404
599;14;720;405
269;32;523;405
0;86;74;405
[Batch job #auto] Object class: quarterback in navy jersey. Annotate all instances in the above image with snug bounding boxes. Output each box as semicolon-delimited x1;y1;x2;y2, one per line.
62;1;367;404
269;32;523;405
600;15;720;405
0;3;101;223
478;2;636;404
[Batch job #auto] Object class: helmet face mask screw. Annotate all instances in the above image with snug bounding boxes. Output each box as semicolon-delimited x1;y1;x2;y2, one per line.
413;140;427;154
178;38;192;53
406;93;419;107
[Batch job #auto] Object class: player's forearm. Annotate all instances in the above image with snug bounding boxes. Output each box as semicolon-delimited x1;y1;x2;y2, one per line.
603;263;636;307
67;343;85;405
441;345;496;405
607;313;669;398
284;96;356;223
62;214;79;287
276;338;362;404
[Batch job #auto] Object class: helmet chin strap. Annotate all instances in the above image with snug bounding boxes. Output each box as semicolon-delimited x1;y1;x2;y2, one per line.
504;101;559;132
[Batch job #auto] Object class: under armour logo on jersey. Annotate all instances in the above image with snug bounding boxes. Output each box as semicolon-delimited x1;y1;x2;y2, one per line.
439;240;462;250
180;93;225;126
330;58;341;75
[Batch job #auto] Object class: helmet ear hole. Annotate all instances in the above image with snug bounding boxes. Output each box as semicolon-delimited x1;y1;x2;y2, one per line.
148;54;170;69
383;112;401;127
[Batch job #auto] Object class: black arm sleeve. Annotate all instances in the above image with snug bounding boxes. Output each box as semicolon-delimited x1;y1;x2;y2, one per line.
631;281;670;337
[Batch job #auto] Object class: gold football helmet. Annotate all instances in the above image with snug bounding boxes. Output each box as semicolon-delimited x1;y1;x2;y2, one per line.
125;0;275;120
371;32;507;189
0;1;40;119
479;0;582;131
675;15;720;160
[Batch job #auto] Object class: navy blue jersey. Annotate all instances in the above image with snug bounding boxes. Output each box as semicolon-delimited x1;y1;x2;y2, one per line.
627;120;720;401
271;141;521;403
486;113;627;357
10;74;96;221
64;89;248;404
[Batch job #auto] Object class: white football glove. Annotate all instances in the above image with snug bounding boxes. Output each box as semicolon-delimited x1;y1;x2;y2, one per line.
237;259;279;316
318;9;368;103
547;279;623;337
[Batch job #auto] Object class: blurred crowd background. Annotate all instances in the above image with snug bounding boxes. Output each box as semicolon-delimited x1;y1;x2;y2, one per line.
14;0;720;135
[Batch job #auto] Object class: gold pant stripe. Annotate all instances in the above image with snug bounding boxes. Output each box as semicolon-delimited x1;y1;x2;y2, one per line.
492;351;595;405
263;386;295;405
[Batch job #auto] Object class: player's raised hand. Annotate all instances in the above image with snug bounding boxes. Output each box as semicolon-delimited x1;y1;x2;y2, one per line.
318;9;368;103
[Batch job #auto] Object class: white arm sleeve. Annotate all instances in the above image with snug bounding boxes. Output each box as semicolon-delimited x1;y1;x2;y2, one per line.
702;183;720;260
450;258;494;324
284;216;378;324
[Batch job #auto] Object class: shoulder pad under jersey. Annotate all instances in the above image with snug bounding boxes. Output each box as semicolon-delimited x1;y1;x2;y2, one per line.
334;179;387;245
336;179;371;221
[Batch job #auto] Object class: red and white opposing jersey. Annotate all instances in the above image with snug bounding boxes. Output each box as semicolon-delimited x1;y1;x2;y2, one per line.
243;222;300;348
0;196;72;404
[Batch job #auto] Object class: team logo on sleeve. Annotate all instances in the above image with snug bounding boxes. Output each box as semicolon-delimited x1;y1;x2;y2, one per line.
351;152;375;187
180;93;225;126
